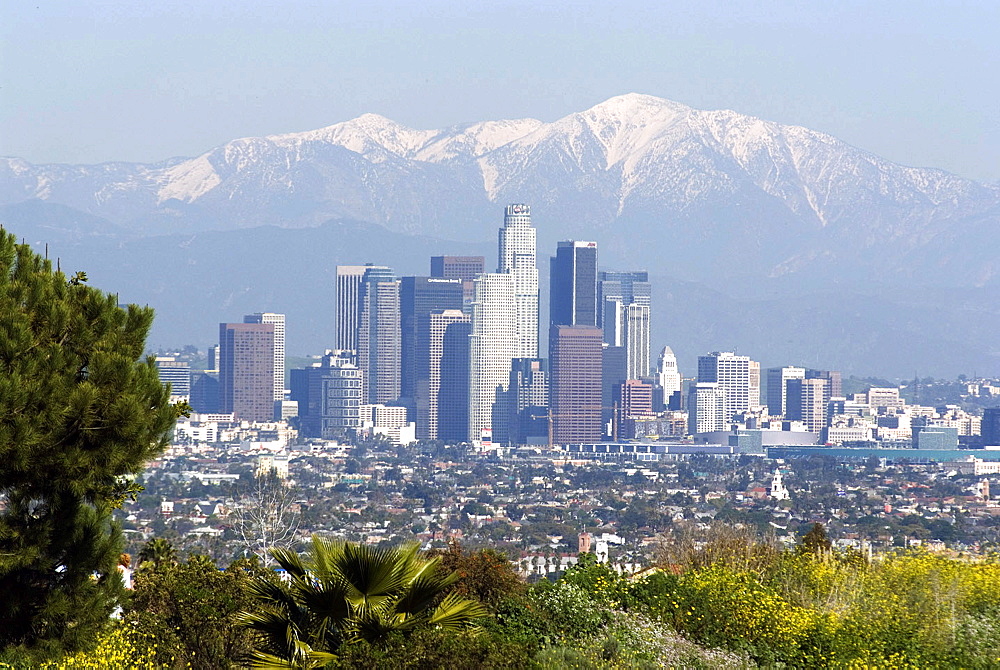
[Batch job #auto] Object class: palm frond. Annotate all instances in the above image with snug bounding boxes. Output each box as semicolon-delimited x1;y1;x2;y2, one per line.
428;592;489;631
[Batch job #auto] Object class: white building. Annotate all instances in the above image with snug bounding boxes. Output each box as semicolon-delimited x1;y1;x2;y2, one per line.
468;273;518;442
335;265;368;351
497;203;539;359
688;382;726;434
656;346;682;396
697;351;760;424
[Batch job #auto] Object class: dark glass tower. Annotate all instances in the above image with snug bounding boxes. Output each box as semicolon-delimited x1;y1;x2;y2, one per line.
550;240;598;327
400;276;464;405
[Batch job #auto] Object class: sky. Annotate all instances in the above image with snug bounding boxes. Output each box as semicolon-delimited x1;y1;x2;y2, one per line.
2;0;998;182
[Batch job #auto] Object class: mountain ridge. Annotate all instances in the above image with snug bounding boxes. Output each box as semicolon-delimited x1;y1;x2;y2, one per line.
2;94;999;375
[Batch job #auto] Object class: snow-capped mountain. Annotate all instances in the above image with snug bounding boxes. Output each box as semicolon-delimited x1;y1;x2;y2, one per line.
2;93;998;286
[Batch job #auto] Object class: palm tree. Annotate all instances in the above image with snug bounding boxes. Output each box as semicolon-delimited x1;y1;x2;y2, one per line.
237;536;488;668
137;537;176;571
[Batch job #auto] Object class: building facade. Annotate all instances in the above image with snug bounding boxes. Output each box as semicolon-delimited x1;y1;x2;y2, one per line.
697;351;759;425
335;265;368;351
400;276;464;404
219;322;275;422
766;366;805;417
468;273;517;442
688;382;726;434
549;325;603;445
243;312;285;401
357;266;401;404
290;350;362;439
497;204;539;358
508;358;549;445
550;240;598;327
430;255;485;306
415;309;470;441
656;346;682;397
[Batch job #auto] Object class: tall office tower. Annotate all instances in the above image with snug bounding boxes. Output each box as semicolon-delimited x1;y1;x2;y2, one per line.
400;277;464;405
657;346;682;396
508;358;549;445
600;270;652;381
766;366;806;417
219;322;275;422
697;351;759;424
335;266;368;351
549;325;603;445
243;312;285;401
983;408;1000;446
598;271;651;329
497;204;539;358
806;369;843;398
357;266;401;404
415;309;470;441
688;382;726;434
468;273;517;442
154;357;191;399
290;350;362;439
787;377;829;432
550;241;598;327
621;303;651;379
431;255;485;305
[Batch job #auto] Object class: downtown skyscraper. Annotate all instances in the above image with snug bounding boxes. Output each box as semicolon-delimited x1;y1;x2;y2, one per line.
468;272;517;443
357;266;401;404
598;271;651;381
550;240;598;327
335;265;368;351
498;204;539;358
219;322;274;422
243;312;285;401
696;351;760;428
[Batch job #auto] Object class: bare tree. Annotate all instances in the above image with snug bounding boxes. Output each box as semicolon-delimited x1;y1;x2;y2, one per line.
231;474;300;567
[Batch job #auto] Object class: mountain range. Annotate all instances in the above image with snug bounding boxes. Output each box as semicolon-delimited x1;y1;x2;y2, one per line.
2;94;998;377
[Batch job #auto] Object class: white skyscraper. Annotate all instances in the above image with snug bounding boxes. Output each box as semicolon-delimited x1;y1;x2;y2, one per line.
243;312;285;401
697;351;760;424
498;203;539;358
688;382;726;434
657;346;682;396
335;265;368;351
468;273;517;442
623;303;650;380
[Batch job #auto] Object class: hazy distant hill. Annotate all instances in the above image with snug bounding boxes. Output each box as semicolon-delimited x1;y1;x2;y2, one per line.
2;94;999;376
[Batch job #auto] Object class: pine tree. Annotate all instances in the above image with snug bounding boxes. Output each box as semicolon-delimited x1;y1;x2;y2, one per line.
0;231;178;657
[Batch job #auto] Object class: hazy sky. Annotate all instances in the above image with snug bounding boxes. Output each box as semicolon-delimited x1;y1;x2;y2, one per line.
2;0;998;182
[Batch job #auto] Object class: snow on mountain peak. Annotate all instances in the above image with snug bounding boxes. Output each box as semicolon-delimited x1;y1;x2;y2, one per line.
271;113;437;160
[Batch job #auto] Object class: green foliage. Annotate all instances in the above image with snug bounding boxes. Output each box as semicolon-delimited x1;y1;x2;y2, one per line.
332;627;533;669
428;542;526;608
125;554;261;669
237;536;488;667
0;231;177;658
